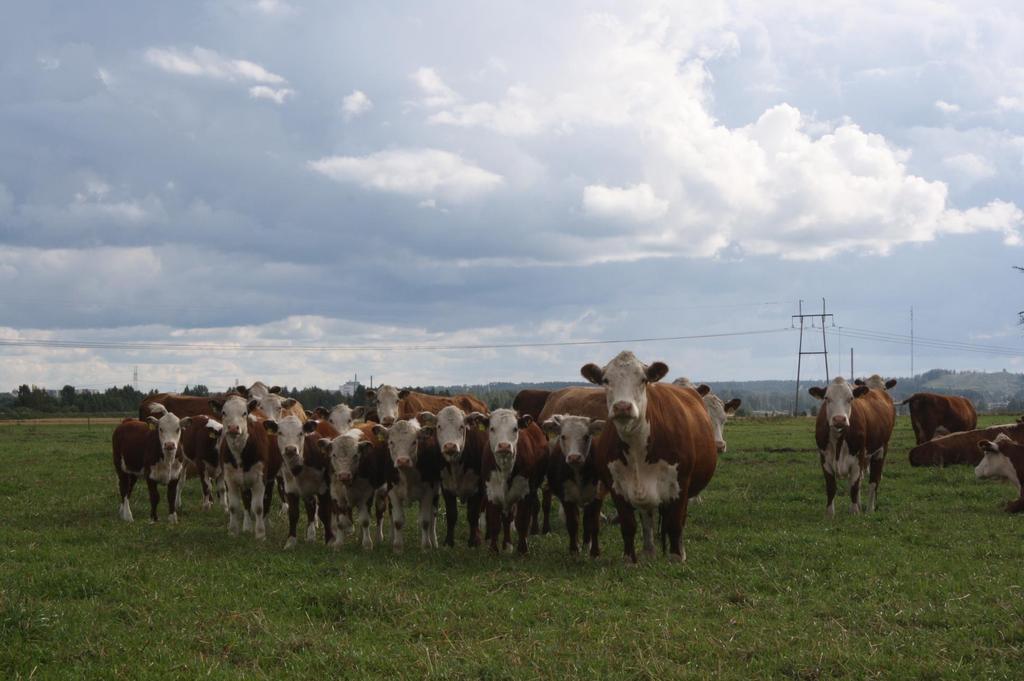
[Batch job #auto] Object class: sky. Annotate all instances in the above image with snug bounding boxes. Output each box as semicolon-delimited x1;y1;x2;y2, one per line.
1;0;1024;392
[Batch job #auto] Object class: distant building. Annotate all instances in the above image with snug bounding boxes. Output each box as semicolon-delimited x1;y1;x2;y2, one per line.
339;375;361;398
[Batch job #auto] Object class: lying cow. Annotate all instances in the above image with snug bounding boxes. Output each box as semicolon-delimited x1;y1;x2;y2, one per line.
367;385;488;427
976;434;1024;513
582;352;717;563
901;392;978;444
908;420;1024;466
809;375;896;516
112;405;191;523
418;407;487;548
373;418;444;551
541;415;605;556
318;424;393;549
470;409;548;554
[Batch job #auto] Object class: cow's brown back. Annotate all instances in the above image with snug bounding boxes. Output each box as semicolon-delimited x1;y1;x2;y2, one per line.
139;393;218;420
538;387;606;422
512;389;551;422
904;393;978;445
398;392;488;419
910;421;1024;466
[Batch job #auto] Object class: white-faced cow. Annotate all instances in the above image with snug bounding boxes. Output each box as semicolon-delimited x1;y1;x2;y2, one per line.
313;404;366;434
976;434;1024;513
372;418;444;551
112;405;191;523
418;407;487;547
318;423;394;549
672;378;742;454
809;375;897;516
581;351;717;563
541;415;605;556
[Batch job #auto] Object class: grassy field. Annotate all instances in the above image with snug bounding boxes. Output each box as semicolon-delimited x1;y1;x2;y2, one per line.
1;415;1021;680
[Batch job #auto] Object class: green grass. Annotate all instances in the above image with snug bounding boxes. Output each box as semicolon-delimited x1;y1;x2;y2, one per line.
1;416;1021;680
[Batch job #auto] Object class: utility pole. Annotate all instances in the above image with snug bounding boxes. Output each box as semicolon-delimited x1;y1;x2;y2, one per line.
910;306;915;378
133;366;139;392
850;348;854;381
793;298;834;416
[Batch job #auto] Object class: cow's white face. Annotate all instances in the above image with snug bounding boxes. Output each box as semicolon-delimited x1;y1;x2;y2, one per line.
213;395;257;443
328;404;355;432
809;377;868;433
266;415;315;467
429;406;468;462
581;351;668;426
542;415;604;466
147;411;191;458
248;382;271;399
257;393;297;421
368;385;405;427
704;394;740;454
380;419;421;470
320;431;374;483
976;435;1021;485
860;375;897;392
476;408;530;471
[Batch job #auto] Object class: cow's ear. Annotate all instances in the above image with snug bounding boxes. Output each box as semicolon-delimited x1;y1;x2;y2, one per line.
357;440;375;455
236;385;250;398
209;399;223;415
247;399;261;413
146;416;159;429
317;438;332;454
885;379;897;390
314;406;329;419
808;387;826;400
263;420;278;434
418;411;437;426
646;361;669;383
365;389;376;401
282;398;297;408
269;386;282;394
724;399;741;414
696;384;711;397
304;409;314;418
541;416;562;437
372;424;388;442
466;412;489;431
418;426;435;440
398;389;411;399
179;416;192;430
580;363;604;385
302;420;318;434
351;406;366;420
517;414;534;429
853;378;865;386
853;386;870;398
589;419;606;437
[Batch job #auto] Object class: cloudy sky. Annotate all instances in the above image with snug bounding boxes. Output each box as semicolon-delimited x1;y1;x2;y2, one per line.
2;0;1024;391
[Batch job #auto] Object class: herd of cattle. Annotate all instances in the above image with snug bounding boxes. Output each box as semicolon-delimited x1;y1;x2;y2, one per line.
111;351;1024;563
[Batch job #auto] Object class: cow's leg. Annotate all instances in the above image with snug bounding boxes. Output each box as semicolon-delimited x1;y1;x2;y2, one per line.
822;462;837;518
199;466;213;511
485;501;501;553
528;489;541;535
442;490;458;547
304;497;318;542
277;476;288;517
332;507;351;549
262;478;275;528
612;493;638;565
167;477;179;524
360;499;374;550
514;496;532;555
242;488;254;533
467;493;482;548
389;490;405;553
867;448;886;512
563;500;580;554
848;467;863;514
225;470;243;535
284;492;300;549
638;507;656;558
318;493;334;546
664;496;688;562
219;475;229;513
117;471;135;522
501;506;514;553
541;485;553;535
145;478;160;523
374;489;387;543
418;489;437;549
251;478;267;540
583;499;602;558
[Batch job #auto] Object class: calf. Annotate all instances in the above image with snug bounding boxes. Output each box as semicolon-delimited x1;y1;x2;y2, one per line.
471;408;548;554
809;375;897;516
541;415;605;556
373;418;444;551
976;434;1024;513
179;414;225;511
901;393;978;445
318;423;394;549
264;416;337;549
313;404;366;433
112;405;191;523
210;394;281;539
909;420;1024;466
582;352;717;563
418;406;487;547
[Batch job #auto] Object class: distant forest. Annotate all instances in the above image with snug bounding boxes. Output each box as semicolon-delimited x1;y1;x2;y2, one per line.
3;369;1024;418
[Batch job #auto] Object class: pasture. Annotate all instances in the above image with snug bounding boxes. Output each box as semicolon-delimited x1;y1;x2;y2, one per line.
1;415;1021;680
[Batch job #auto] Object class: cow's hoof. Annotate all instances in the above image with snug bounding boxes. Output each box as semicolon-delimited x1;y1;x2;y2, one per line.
201;499;212;511
168;513;178;524
284;537;297;550
305;524;317;542
668;551;685;563
623;556;638;567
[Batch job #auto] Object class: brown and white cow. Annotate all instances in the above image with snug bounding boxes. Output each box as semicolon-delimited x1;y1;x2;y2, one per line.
582;351;717;563
179;414;225;511
809;375;897;516
264;416;338;549
313;404;367;433
672;378;742;454
235;385;307;423
541;414;605;556
470;408;548;554
138;392;219;420
418;406;488;547
112;405;191;523
909;420;1024;467
512;389;552;422
976;434;1024;513
318;423;394;549
366;385;488;427
901;392;978;445
210;394;281;539
372;418;444;551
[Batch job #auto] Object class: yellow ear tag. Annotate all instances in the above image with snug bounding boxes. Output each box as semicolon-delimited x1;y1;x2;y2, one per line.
546;432;557;442
477;424;486;432
377;434;387;443
148;422;156;431
208;431;218;440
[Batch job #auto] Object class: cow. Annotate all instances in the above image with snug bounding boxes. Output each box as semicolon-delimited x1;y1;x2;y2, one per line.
417;406;488;547
537;387;606;422
209;394;281;539
372;418;444;551
976;434;1024;513
469;408;548;554
179;414;225;511
318;423;394;549
313;404;367;433
138;392;219;420
581;351;717;563
112;405;191;523
900;392;978;445
909;420;1024;466
541;415;605;556
512;389;552;422
263;416;338;549
809;375;897;516
672;378;742;454
234;385;306;423
366;385;488;427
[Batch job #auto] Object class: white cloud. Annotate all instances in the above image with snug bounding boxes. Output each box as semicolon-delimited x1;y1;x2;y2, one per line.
582;184;669;223
248;85;294;104
308;148;503;201
942;152;996;181
341;90;373;120
145;46;286;85
997;96;1024;113
935;100;960;113
412;67;460;107
254;0;294;15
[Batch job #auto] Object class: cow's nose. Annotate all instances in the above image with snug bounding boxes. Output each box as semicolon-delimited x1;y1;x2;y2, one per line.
382;417;395;427
496;442;513;453
227;425;240;434
164;442;177;451
284;446;299;456
442;442;459;456
832;415;848;428
716;440;727;454
338;471;352;482
612;401;633;417
396;457;412;468
566;453;584;465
